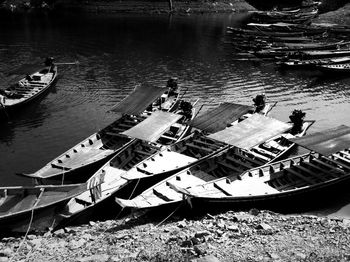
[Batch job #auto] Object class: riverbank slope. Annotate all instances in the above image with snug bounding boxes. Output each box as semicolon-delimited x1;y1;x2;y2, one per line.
1;210;349;261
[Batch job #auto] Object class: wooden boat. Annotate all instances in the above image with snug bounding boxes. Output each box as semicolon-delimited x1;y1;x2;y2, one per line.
255;48;350;60
115;112;315;210
169;126;350;213
0;58;57;111
51;101;271;227
19;83;172;184
276;56;350;69
316;63;350;74
0;183;86;233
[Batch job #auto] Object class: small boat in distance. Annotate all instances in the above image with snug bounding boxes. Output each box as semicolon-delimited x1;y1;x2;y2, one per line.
316;63;350;74
0;57;57;111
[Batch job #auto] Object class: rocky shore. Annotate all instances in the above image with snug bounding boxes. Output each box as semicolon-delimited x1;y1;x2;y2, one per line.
1;210;349;262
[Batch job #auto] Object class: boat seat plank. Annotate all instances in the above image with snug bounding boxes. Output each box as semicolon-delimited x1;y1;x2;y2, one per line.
339;150;350;158
292;165;325;182
244;150;270;162
311;158;341;171
251;147;276;158
160;135;178;141
186;143;217;153
226;155;256;169
193;170;217;182
285;168;314;185
330;155;350;169
153;186;183;202
301;161;340;179
218;160;244;174
192;139;220;148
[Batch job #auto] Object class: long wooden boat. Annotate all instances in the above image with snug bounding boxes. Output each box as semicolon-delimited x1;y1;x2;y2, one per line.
276;56;350;69
18;83;171;184
0;183;86;233
0;59;57;111
51;101;273;227
172;126;350;213
316;63;350;74
255;49;350;60
51;106;215;227
115;113;315;210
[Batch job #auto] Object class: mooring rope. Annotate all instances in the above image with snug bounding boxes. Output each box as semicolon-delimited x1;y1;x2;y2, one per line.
9;208;35;262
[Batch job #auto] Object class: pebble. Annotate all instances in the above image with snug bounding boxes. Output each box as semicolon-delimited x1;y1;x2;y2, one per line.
195;231;210;238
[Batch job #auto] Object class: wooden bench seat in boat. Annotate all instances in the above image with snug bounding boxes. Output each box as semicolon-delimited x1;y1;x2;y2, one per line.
226;155;256;169
283;168;315;185
123;151;197;180
291;165;325;183
153;186;183;202
186;143;217;153
312;158;346;172
233;152;266;165
218;160;243;174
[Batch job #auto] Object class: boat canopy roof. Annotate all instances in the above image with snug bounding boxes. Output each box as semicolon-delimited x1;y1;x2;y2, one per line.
109;84;167;115
208;114;292;150
121;111;183;142
190;103;253;134
290;125;350;156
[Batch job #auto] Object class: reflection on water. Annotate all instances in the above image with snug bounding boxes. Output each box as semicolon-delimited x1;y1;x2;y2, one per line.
0;13;349;216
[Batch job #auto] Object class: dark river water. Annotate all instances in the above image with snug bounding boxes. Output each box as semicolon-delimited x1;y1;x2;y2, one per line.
0;12;349;217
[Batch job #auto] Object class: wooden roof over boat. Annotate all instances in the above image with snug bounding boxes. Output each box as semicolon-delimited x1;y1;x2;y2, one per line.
109;84;167;115
290;125;350;156
121;111;183;142
189;103;253;134
208;114;292;150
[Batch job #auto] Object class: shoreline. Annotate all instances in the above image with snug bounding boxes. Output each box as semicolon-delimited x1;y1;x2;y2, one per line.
1;209;349;261
0;0;256;14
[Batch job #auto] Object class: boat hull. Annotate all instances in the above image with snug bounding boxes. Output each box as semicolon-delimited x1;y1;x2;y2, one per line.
186;173;350;214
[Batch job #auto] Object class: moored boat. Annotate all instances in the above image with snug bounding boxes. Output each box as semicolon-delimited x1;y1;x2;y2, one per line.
316;63;350;74
51;100;273;227
115;112;315;210
18;83;170;184
0;57;57;112
276;56;350;69
0;183;86;233
175;126;350;213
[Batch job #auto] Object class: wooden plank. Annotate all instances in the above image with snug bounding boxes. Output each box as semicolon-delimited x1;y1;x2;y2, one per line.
292;165;325;182
186;143;214;153
331;155;350;169
234;152;266;165
213;182;232;196
285;168;314;185
301;161;340;179
226;155;255;169
312;158;341;171
218;161;243;174
247;148;271;162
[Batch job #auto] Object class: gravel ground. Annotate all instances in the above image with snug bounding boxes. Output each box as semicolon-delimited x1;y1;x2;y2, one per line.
1;209;350;262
